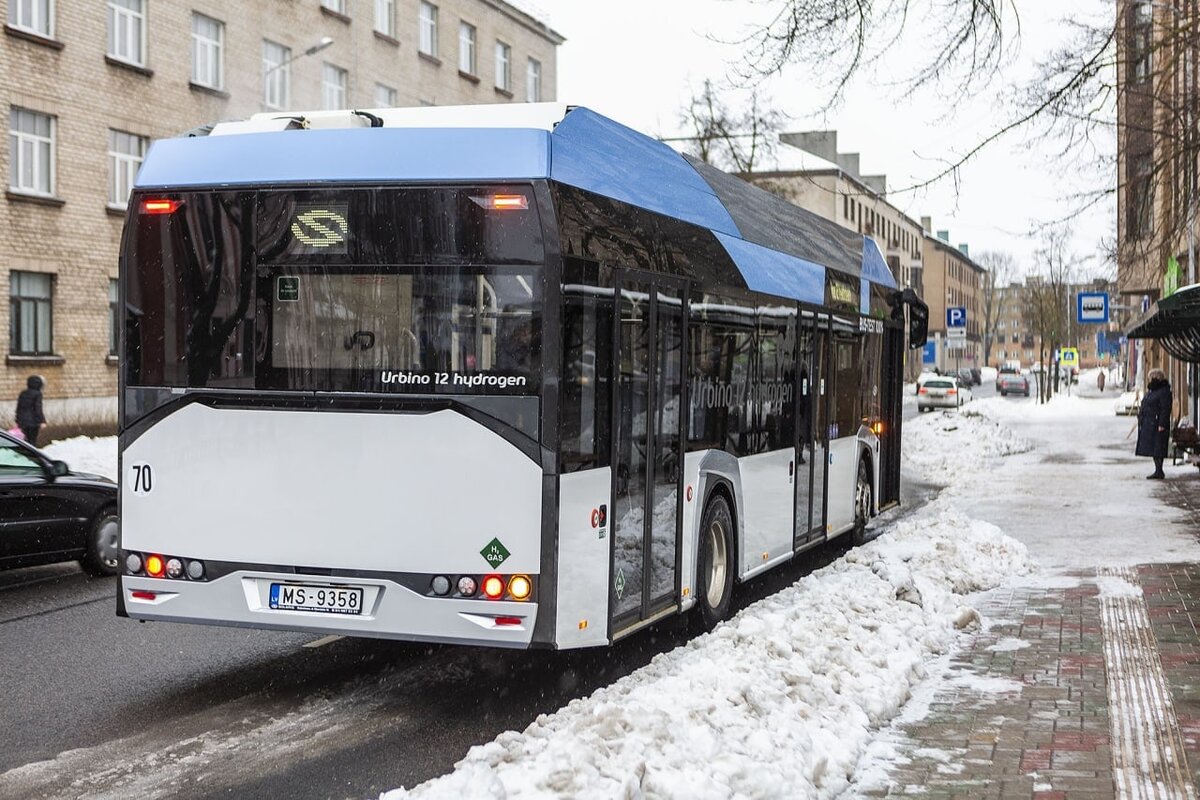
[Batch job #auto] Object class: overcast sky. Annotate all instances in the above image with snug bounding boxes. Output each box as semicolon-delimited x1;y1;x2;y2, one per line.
533;0;1114;279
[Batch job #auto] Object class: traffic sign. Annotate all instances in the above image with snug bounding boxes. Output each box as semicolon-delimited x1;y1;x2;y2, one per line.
922;341;936;364
1059;347;1079;368
946;327;967;339
946;328;967;349
1077;292;1109;324
947;307;967;328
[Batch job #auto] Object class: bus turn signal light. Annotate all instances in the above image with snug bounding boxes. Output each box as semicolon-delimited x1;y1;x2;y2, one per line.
145;554;165;577
508;575;532;601
871;421;884;435
140;198;180;215
482;575;505;600
470;194;528;211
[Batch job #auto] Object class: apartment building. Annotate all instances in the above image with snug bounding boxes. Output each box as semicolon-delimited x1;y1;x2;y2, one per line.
1115;0;1197;413
992;279;1117;371
921;225;986;373
1;0;562;429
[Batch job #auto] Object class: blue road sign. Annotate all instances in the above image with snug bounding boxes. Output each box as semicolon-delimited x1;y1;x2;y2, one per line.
946;306;967;328
1077;292;1109;324
922;341;936;364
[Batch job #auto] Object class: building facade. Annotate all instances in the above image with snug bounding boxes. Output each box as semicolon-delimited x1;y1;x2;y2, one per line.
921;227;986;373
991;280;1115;372
1;0;561;431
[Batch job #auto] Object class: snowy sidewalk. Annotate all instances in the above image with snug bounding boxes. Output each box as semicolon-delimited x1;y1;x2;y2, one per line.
851;394;1200;799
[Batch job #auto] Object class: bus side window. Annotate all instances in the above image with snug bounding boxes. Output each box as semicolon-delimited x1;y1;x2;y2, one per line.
559;258;613;472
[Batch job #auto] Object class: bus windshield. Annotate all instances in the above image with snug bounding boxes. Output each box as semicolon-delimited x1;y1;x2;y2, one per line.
123;186;543;394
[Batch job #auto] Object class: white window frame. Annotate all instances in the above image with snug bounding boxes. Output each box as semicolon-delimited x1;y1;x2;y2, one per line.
8;0;53;38
374;0;394;37
107;129;146;209
494;40;511;92
458;21;476;75
107;0;145;66
190;13;225;90
375;83;397;108
321;0;346;14
322;62;347;110
9;108;55;197
419;2;438;57
262;40;291;110
526;57;541;102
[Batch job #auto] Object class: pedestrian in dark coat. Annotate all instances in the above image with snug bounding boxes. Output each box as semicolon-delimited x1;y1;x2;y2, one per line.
15;375;46;448
1136;368;1172;479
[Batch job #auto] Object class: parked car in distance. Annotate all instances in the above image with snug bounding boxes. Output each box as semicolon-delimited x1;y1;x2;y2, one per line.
998;372;1031;397
915;371;941;395
970;367;982;385
996;364;1020;389
918;377;973;412
0;431;119;575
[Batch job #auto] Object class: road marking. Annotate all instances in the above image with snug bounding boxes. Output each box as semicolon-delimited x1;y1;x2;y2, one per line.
303;634;343;649
1097;566;1196;800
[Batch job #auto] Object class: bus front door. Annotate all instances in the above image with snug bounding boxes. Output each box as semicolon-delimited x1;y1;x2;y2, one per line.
610;272;685;636
810;319;831;540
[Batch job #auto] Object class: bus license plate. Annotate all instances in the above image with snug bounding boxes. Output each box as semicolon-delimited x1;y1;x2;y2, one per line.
269;583;363;615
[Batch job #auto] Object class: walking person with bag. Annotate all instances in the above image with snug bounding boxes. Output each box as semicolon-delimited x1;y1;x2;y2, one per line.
1136;368;1173;479
15;375;47;448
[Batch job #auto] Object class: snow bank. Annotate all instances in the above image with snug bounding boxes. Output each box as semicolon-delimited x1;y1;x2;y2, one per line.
902;409;1032;486
383;504;1032;800
43;435;117;481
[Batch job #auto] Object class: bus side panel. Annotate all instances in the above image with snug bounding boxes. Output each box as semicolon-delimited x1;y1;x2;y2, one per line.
737;448;795;577
825;436;860;537
555;468;612;648
121;404;542;574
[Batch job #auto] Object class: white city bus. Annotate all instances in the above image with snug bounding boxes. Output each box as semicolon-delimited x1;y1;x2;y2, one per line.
117;104;928;648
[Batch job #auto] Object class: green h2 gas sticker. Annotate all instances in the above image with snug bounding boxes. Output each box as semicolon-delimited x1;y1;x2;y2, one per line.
481;538;510;568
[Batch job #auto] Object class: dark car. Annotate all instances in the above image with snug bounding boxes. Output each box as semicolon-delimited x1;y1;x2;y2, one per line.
998;372;1031;397
956;367;977;387
995;365;1020;390
0;431;118;575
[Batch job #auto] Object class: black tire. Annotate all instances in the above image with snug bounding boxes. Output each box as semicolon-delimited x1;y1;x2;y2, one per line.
1000;390;1007;396
81;509;120;576
852;458;873;545
693;494;735;632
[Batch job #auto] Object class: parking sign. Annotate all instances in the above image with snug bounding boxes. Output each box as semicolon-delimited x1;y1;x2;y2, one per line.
946;307;967;328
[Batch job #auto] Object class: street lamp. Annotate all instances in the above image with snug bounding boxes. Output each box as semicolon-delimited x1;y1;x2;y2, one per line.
264;36;333;76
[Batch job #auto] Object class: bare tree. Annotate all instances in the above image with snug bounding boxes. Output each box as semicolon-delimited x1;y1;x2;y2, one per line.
674;81;782;173
976;250;1016;368
1023;231;1080;402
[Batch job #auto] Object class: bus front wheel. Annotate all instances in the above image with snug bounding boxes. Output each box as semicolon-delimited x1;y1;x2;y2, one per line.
694;494;734;632
852;459;873;545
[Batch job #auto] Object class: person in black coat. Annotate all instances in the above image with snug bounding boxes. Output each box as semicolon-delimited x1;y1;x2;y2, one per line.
15;375;46;448
1136;368;1172;479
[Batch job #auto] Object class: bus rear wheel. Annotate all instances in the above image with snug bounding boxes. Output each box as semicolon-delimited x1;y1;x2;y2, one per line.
694;494;734;632
852;459;872;545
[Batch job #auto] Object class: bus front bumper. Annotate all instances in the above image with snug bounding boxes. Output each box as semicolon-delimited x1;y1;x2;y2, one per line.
121;571;538;648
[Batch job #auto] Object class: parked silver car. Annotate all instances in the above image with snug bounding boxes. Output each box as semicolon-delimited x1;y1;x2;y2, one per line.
917;377;973;412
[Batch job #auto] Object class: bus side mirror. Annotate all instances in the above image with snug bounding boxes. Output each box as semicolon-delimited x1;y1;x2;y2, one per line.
890;289;929;348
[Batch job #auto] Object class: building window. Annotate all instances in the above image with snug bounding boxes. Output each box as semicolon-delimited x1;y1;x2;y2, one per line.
109;279;119;356
495;40;511;92
1132;2;1152;84
321;0;346;13
191;13;224;89
526;57;541;102
322;63;347;109
8;0;52;37
375;0;394;37
419;2;438;57
262;40;291;109
375;83;397;107
1129;152;1154;239
9;108;55;197
107;129;146;208
458;21;476;74
10;271;53;356
107;0;145;65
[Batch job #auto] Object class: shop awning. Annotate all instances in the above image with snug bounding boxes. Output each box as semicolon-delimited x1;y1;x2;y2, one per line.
1126;283;1200;362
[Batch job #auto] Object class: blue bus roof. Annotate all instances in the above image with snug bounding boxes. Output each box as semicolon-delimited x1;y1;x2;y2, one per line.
135;106;898;309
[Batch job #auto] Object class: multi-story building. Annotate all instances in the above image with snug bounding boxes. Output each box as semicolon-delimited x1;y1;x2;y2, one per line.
921;223;987;373
1116;0;1197;414
1;0;561;433
991;279;1118;372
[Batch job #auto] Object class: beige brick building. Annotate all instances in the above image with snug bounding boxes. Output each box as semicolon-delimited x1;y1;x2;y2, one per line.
921;226;986;373
1;0;561;433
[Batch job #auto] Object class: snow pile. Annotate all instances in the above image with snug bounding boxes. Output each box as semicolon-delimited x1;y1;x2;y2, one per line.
383;504;1032;800
43;435;117;481
902;409;1032;485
